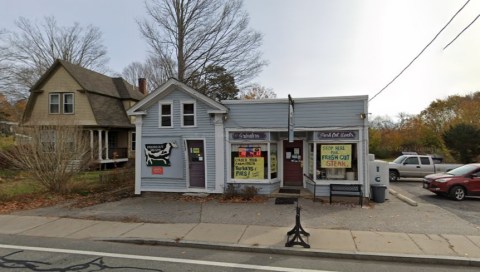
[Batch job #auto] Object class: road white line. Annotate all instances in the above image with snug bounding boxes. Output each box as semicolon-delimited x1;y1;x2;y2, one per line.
0;243;336;272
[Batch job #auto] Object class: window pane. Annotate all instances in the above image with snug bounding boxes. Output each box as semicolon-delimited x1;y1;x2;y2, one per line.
183;115;194;126
131;132;136;151
64;94;73;103
183;103;194;114
162;104;171;115
64;104;73;113
161;116;171;127
50;95;59;103
50;104;59;114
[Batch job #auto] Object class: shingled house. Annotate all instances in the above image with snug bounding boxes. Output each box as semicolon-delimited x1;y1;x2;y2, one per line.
21;59;145;166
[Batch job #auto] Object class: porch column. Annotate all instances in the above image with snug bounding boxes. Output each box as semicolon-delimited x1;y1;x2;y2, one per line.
89;130;94;160
214;114;225;193
134;116;143;194
97;129;103;161
105;130;109;160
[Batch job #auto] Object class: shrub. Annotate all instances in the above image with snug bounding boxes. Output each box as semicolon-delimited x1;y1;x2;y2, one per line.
240;185;258;200
0;119;91;194
223;183;238;199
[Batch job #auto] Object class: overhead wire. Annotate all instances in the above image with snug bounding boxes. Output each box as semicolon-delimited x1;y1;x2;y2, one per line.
443;13;480;50
369;0;471;102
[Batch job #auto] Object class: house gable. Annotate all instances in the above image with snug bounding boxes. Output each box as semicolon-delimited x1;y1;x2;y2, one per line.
23;65;97;126
127;78;228;116
23;59;141;128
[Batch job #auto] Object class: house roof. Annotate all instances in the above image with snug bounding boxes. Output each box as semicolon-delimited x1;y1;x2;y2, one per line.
127;78;228;116
86;93;133;127
30;59;144;101
23;59;142;127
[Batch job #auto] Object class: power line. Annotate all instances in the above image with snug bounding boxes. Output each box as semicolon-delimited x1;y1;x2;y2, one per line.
443;14;480;50
369;0;471;102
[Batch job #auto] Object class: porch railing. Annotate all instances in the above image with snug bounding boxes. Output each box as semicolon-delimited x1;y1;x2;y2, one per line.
104;148;128;159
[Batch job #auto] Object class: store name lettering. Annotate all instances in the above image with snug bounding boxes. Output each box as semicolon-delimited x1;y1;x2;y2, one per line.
231;132;267;140
317;131;356;140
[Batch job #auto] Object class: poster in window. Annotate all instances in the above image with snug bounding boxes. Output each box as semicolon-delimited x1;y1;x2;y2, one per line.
320;144;351;168
234;157;264;179
271;154;277;173
238;147;261;157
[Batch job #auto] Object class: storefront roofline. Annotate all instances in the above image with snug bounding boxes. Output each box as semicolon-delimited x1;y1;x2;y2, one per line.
226;126;365;132
221;95;368;105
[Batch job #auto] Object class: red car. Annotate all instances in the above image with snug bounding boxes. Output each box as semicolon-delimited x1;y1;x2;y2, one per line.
423;163;480;201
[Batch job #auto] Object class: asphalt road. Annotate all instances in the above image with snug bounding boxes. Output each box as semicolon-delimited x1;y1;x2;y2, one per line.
393;179;480;225
0;234;479;272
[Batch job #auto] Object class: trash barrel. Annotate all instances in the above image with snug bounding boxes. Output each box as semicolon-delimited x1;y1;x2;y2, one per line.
371;184;387;203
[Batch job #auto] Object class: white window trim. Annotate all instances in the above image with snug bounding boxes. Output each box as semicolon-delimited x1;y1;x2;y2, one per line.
63;93;75;114
49;93;60;114
181;101;196;128
159;101;173;128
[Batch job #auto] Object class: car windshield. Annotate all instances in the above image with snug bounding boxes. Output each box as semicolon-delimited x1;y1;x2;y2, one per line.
446;164;477;176
393;156;406;164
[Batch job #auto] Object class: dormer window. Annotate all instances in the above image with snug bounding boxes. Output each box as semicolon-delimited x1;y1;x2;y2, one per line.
49;93;74;114
182;102;196;127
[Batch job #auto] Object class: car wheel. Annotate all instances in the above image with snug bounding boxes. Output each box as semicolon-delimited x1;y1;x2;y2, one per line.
389;170;398;182
449;186;466;201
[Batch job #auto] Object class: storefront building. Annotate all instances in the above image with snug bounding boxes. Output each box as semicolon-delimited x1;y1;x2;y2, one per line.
127;79;369;197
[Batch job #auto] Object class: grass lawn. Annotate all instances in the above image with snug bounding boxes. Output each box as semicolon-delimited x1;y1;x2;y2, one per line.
0;168;135;212
0;136;14;150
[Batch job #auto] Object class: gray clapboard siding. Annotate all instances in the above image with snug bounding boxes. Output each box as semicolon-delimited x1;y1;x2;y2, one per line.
224;98;365;129
140;88;217;191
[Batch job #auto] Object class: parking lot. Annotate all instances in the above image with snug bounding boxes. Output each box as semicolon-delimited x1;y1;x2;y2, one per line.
393;178;480;226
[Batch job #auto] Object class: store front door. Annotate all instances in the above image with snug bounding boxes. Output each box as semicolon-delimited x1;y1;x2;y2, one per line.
283;140;303;186
187;140;205;188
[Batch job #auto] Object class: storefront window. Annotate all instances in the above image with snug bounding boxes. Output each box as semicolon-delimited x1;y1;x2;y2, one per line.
231;144;268;179
270;144;277;179
316;143;357;180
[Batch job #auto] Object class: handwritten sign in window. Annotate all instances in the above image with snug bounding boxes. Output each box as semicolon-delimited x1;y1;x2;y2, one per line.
320;144;352;168
234;157;264;179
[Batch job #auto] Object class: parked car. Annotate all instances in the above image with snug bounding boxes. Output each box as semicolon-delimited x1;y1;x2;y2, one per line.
423;163;480;200
389;153;462;182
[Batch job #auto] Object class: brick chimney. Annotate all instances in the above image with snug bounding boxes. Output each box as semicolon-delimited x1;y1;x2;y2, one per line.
138;78;147;95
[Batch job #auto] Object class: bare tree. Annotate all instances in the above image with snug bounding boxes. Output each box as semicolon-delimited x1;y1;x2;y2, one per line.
1;118;91;193
121;55;174;93
238;84;277;99
138;0;266;88
1;16;109;99
0;29;13;87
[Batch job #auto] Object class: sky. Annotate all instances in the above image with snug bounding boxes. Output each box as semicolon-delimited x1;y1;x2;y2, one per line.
2;0;480;119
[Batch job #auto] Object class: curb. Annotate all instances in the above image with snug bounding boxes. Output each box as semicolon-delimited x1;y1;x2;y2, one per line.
102;238;480;267
389;189;418;206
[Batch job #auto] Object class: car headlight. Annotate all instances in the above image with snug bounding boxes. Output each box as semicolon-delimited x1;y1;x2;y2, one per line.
436;178;451;183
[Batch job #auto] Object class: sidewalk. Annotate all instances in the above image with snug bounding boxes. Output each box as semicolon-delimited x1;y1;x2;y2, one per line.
2;187;480;267
1;214;480;266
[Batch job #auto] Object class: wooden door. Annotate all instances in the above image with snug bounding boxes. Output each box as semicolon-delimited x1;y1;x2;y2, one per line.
283;140;303;186
187;140;205;188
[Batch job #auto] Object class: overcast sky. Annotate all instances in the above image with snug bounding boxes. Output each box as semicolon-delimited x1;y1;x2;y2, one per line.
2;0;480;119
